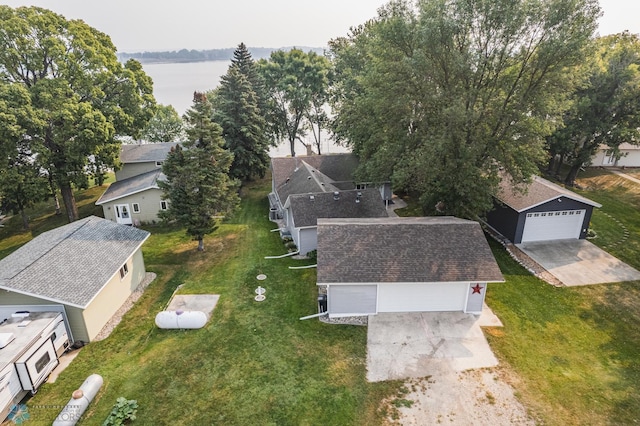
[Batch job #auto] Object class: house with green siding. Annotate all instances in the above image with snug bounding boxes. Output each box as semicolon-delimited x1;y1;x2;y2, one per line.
96;142;179;225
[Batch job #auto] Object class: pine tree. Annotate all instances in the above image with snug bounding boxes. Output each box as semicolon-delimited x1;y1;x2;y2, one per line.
213;67;270;181
230;43;267;112
159;92;239;251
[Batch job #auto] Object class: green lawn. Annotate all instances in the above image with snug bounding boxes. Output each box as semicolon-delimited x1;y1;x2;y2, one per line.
2;170;639;425
7;179;400;425
483;169;640;425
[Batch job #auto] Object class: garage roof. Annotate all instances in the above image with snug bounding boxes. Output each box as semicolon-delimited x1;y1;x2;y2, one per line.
0;216;149;308
496;175;601;212
317;217;504;284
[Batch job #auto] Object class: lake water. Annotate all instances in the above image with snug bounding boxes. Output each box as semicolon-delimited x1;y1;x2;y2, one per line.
141;60;348;156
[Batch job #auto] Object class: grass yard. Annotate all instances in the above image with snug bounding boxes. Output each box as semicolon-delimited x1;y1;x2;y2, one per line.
484;169;640;425
2;169;639;425
5;178;400;425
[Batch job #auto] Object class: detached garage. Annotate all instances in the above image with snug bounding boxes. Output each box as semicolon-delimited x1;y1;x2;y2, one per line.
316;217;504;317
487;175;601;244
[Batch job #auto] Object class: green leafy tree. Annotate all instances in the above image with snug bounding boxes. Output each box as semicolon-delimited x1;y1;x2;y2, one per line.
0;6;156;223
159;93;239;251
329;0;600;217
258;49;332;157
141;104;185;142
551;32;640;185
0;83;49;229
212;66;270;182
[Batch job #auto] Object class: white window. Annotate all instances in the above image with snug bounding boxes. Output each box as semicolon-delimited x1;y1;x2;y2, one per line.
132;203;140;213
156;161;163;167
119;263;129;279
160;200;168;210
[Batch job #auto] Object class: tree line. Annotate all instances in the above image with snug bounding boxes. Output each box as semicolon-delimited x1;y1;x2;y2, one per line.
117;47;324;64
2;1;640;248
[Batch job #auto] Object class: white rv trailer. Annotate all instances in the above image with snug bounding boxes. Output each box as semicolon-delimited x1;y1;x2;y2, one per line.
0;311;70;422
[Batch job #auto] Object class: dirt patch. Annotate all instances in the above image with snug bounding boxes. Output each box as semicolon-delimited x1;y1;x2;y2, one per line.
385;367;535;425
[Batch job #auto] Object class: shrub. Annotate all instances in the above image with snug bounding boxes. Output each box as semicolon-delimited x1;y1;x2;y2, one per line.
103;397;138;425
306;250;317;261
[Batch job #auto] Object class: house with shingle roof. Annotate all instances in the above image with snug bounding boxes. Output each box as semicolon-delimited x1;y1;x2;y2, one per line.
0;216;150;343
316;217;504;317
269;154;392;254
285;189;388;254
96;142;178;225
487;175;601;244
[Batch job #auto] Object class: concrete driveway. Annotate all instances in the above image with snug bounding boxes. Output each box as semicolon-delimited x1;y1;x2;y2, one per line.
517;239;640;286
366;309;501;382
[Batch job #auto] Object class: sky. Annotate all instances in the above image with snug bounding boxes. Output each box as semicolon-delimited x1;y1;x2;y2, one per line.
2;0;640;53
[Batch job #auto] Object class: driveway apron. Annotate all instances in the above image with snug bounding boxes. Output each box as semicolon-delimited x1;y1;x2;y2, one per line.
517;239;640;286
366;310;500;382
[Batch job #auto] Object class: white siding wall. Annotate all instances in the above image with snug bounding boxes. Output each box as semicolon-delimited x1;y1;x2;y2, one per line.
297;227;318;255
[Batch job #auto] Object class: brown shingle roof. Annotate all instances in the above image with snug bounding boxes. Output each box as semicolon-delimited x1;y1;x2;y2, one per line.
275;162;341;203
271;154;359;189
288;189;388;228
496;175;601;212
317;217;504;284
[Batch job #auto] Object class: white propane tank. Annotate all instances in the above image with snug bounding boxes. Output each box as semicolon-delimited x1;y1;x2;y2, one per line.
155;310;207;329
53;374;103;426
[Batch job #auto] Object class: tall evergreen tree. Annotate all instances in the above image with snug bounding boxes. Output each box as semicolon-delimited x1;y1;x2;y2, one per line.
231;43;267;113
158;92;239;251
213;66;270;181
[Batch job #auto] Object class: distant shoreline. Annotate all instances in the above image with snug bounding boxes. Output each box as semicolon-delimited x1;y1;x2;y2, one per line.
118;46;324;64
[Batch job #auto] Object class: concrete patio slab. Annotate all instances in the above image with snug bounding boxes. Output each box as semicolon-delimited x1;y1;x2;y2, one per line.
366;308;500;382
517;239;640;286
166;294;220;320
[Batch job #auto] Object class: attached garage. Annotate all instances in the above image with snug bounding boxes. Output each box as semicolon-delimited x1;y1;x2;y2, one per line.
487;175;601;244
328;285;377;315
317;218;504;318
377;282;468;312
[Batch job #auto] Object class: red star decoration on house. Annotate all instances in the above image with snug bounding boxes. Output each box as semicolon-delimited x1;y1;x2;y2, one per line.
471;284;484;294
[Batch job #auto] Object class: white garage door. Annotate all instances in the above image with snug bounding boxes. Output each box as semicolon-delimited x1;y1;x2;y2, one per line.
329;285;377;315
521;210;585;243
377;282;468;312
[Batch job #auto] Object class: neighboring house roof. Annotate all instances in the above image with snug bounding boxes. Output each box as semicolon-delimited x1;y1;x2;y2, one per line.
317;217;504;284
496;175;601;212
95;169;164;205
0;216;150;308
271;154;359;189
120;142;180;163
287;188;388;228
276;161;342;204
